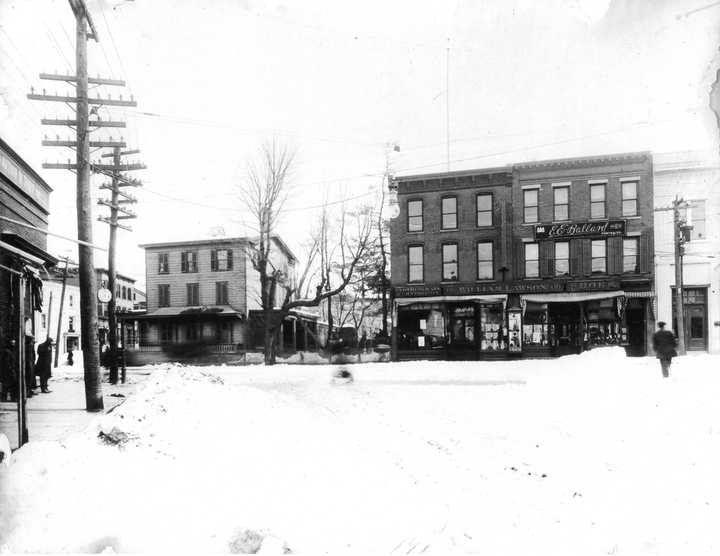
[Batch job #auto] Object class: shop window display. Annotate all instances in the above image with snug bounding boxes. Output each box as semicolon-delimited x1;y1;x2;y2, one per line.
584;299;622;347
523;303;551;346
479;305;506;351
450;305;474;344
397;304;446;350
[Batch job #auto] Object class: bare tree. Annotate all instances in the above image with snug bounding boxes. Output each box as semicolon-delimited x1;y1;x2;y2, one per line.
240;142;373;364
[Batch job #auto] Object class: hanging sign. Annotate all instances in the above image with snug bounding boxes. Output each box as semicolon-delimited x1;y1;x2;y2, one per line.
534;220;625;240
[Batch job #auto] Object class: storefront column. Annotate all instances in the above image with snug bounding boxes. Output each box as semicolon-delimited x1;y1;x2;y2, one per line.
578;302;585;352
391;301;398;361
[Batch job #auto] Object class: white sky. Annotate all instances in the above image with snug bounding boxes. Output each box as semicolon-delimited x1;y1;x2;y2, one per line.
1;0;719;289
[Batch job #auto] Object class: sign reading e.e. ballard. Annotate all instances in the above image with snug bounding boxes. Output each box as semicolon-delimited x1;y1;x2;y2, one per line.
534;220;625;240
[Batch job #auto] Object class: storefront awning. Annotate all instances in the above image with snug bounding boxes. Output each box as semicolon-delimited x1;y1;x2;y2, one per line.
521;291;625;303
395;294;507;306
623;291;654;298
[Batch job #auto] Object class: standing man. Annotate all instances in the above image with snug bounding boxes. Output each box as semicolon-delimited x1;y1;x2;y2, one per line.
652;321;678;378
36;337;54;393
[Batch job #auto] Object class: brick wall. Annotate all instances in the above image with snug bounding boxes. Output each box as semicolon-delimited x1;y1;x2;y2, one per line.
391;172;512;286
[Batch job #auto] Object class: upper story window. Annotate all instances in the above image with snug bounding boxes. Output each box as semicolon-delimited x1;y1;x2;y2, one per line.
68;316;75;332
216;281;229;305
181;251;198;273
158;253;169;274
680;200;706;240
442;243;458;281
591;239;606;273
524;243;539;278
621;180;638;217
211;249;233;271
555;241;569;276
523;189;539;223
477;242;493;280
408;245;424;283
623;238;639;273
121;286;127;300
158;284;170;308
441;196;457;229
187;283;200;306
476;194;492;227
407;200;423;232
590;183;606;219
553;186;569;221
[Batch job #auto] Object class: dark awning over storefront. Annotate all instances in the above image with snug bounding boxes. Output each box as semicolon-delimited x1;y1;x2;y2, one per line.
0;232;58;267
395;294;507;306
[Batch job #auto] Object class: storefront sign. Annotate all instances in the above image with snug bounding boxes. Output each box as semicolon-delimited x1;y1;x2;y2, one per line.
534;220;625;240
566;279;620;292
393;285;442;298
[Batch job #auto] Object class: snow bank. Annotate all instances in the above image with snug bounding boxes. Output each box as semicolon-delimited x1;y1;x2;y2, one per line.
2;353;720;554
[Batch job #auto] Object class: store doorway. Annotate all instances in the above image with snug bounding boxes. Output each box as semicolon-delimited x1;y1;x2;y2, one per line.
625;299;646;357
672;287;708;351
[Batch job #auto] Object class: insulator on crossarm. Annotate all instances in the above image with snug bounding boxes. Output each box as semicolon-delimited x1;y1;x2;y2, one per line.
30;86;35;94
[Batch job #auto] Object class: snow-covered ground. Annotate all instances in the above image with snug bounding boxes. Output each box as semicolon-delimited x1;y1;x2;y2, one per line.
1;348;719;554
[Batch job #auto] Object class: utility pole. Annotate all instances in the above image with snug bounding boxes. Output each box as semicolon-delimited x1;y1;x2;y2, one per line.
672;195;691;355
54;257;70;368
98;147;141;384
28;0;138;411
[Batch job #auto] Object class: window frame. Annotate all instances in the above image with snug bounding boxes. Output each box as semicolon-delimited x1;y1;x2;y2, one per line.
407;199;423;232
524;242;539;278
158;284;170;308
216;281;229;305
441;242;459;281
622;237;639;273
589;183;606;219
553;186;569;221
523;188;539;223
476;193;493;227
591;239;607;274
554;241;570;276
621;180;639;217
211;248;233;271
181;250;198;273
477;241;494;280
187;282;200;306
441;195;458;230
158;252;170;274
408;244;424;283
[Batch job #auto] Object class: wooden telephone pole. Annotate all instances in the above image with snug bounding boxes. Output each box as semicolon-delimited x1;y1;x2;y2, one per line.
98;147;142;384
27;0;138;411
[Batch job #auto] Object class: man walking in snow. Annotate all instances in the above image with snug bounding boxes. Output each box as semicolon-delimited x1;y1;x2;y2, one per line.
652;321;678;378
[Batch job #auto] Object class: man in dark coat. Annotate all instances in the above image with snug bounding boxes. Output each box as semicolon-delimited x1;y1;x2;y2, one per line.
35;338;53;393
652;321;678;378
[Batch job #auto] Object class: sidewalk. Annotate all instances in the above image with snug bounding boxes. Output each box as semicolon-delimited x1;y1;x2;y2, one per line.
0;367;151;450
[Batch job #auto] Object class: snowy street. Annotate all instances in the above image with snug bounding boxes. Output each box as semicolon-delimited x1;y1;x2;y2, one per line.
1;348;719;554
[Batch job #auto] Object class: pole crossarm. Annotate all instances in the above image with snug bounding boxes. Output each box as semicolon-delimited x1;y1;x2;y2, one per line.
41;118;126;128
27;93;137;107
101;148;140;158
92;162;147;171
98;174;143;187
97;199;136;216
97;216;132;231
40;73;125;86
42;139;127;148
99;185;137;202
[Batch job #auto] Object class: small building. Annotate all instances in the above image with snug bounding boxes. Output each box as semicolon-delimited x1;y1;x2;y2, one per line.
653;151;720;353
95;267;137;348
1;137;57;403
34;267;82;359
390;152;655;360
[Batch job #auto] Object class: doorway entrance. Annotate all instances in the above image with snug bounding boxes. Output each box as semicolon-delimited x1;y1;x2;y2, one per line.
672;286;708;351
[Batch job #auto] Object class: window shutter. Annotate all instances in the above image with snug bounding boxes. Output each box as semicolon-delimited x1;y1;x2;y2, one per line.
211;250;217;271
227;249;233;270
181;252;187;273
639;232;651;273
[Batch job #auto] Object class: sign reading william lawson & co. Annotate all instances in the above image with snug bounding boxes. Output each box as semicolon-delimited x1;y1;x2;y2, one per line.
534;220;625;240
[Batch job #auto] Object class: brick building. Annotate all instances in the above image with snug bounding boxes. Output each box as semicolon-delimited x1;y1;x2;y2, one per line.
390;152;655;360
